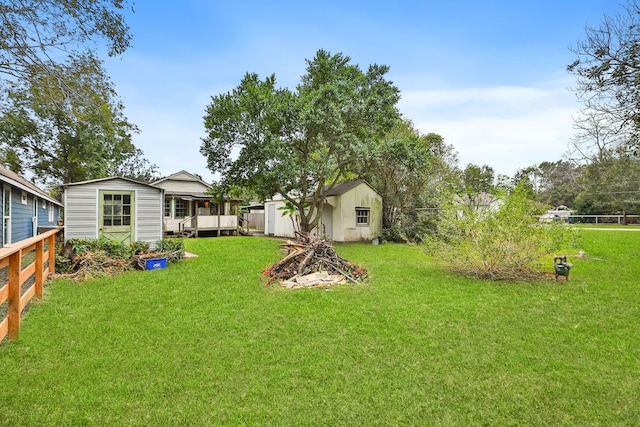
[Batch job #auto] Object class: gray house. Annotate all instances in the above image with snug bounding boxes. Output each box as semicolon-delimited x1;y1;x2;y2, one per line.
0;164;62;248
62;177;164;249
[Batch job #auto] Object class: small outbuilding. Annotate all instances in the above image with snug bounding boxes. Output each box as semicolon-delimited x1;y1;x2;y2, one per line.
62;177;164;249
264;179;382;242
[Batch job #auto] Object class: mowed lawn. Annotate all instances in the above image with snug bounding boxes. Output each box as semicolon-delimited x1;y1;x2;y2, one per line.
0;231;638;425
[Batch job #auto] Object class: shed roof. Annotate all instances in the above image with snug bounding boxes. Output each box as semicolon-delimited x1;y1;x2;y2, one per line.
62;176;162;190
0;164;62;206
325;179;380;197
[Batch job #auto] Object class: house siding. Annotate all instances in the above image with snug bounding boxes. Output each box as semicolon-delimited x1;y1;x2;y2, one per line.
154;179;208;193
333;182;382;242
36;200;60;228
0;167;62;247
264;181;382;242
136;186;164;244
10;188;32;243
64;178;163;249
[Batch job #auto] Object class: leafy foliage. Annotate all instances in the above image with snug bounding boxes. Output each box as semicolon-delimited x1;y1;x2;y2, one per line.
0;56;158;185
201;49;400;234
432;184;579;280
55;237;184;277
514;160;581;208
358;119;458;241
573;152;640;216
154;238;185;263
0;0;132;95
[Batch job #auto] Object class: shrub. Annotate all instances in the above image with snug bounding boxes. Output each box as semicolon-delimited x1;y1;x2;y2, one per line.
432;185;580;280
154;238;185;263
130;241;151;255
60;237;135;260
383;210;441;244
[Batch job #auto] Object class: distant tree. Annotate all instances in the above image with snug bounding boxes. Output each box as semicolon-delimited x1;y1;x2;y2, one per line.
1;0;132;102
515;161;581;207
0;55;157;186
574;150;640;218
455;164;496;208
568;0;640;154
358;119;457;242
201;49;401;234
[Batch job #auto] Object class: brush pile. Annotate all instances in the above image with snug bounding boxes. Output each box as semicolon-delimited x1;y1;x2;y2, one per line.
263;234;367;288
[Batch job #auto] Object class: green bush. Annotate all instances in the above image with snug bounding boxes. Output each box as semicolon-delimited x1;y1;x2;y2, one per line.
62;237;135;260
432;185;580;280
130;241;151;255
383;210;440;244
154;238;185;263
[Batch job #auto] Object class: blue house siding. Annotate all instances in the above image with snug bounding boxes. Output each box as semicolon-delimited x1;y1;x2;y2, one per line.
0;165;62;248
37;201;60;228
10;188;32;243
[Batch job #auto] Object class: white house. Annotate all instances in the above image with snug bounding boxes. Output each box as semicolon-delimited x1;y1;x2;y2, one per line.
150;170;241;237
62;177;164;249
264;180;383;242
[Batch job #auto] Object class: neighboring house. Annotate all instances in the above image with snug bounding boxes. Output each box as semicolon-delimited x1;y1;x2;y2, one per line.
0;164;62;248
454;192;504;216
150;170;241;237
62;177;163;249
264;179;383;242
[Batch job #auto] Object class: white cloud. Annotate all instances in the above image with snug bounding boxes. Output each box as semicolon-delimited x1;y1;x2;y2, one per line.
399;81;578;176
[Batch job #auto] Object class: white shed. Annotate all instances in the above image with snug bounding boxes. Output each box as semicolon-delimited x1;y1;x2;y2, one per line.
62;177;164;249
264;180;383;242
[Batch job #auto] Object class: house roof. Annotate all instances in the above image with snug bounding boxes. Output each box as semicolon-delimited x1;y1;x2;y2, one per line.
62;176;162;191
150;170;210;187
164;190;243;203
265;179;380;202
325;179;380;197
0;164;62;206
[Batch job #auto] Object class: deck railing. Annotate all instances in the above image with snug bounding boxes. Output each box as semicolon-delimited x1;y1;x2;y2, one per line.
0;229;59;342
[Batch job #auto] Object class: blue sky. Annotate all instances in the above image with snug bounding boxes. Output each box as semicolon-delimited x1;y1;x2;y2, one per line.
103;0;616;183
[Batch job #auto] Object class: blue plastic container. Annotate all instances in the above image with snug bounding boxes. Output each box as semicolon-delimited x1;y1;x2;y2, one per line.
145;258;167;270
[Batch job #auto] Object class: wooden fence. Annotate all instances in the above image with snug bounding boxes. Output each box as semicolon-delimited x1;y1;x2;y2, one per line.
0;229;59;342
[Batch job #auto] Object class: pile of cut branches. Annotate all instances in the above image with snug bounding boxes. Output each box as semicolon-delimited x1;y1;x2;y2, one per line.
54;251;133;281
263;234;367;287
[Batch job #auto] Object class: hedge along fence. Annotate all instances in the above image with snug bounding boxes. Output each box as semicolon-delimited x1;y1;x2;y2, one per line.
0;229;59;342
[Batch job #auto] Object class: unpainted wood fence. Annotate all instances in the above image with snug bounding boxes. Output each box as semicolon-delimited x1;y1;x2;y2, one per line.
0;229;59;342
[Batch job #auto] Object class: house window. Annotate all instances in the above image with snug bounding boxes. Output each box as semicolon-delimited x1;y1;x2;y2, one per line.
102;193;132;226
175;199;188;218
48;202;54;222
21;191;27;205
42;198;47;209
356;207;370;226
164;198;172;217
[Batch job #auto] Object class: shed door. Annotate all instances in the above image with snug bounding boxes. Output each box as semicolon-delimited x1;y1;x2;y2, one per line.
99;191;135;245
267;204;275;236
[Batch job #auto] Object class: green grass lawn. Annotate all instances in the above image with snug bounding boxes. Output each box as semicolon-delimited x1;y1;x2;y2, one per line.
1;233;639;426
574;223;640;229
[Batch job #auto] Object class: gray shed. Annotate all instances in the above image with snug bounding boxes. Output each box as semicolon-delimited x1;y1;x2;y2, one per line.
62;177;164;249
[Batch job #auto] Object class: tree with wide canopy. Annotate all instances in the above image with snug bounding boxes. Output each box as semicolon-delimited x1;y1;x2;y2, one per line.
201;49;401;234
